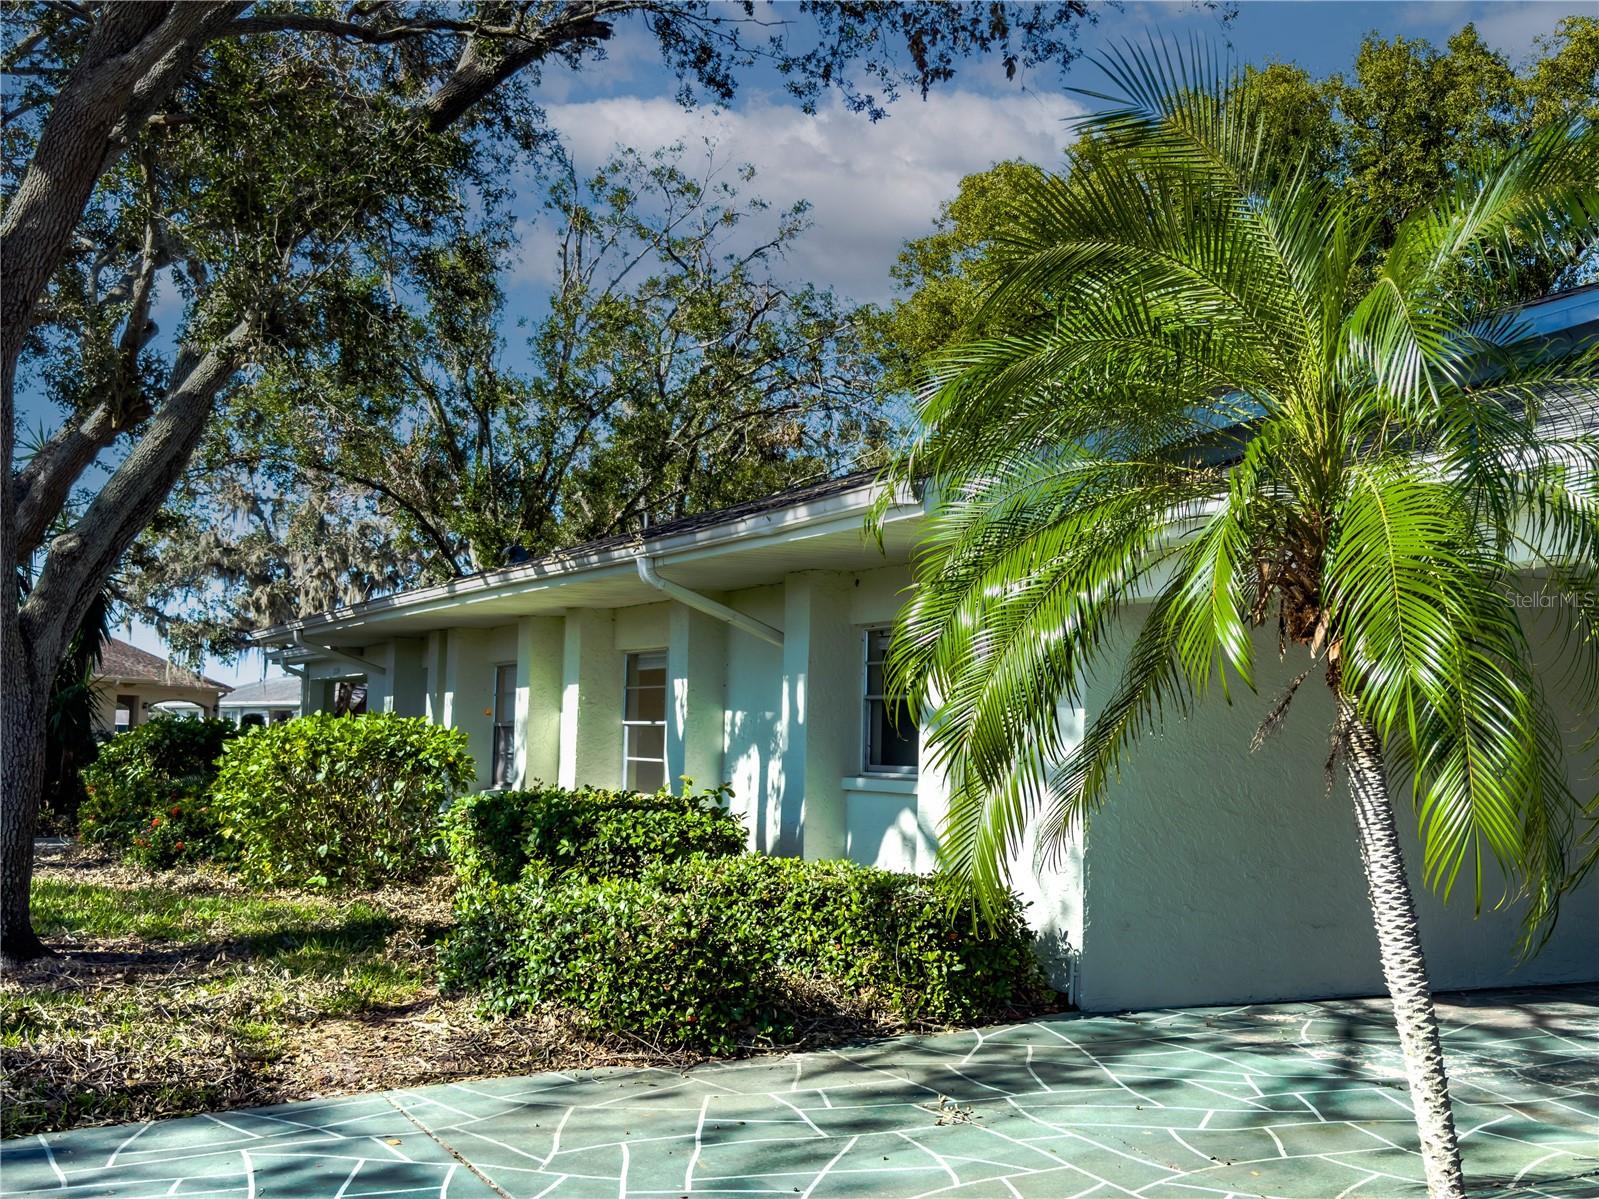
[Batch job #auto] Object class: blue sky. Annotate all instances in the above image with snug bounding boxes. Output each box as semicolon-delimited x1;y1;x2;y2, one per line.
27;0;1587;686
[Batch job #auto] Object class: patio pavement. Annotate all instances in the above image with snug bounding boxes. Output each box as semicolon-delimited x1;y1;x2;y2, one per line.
3;985;1595;1199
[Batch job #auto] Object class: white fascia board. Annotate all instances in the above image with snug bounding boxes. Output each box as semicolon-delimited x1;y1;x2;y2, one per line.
252;480;921;645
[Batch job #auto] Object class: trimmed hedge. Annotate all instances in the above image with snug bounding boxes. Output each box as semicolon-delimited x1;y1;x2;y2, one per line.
442;877;784;1054
440;853;1047;1050
643;855;1046;1026
79;717;238;868
213;713;474;887
442;783;746;887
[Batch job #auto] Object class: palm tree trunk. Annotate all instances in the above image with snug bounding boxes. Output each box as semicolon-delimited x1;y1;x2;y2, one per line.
1337;695;1467;1199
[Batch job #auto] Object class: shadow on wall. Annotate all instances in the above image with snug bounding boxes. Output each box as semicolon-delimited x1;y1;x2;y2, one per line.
723;707;779;853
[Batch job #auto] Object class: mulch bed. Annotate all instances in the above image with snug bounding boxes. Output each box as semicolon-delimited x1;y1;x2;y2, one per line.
2;846;911;1138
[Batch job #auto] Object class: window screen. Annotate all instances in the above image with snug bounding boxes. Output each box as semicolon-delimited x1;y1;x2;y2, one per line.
623;651;668;792
490;663;516;789
864;629;918;774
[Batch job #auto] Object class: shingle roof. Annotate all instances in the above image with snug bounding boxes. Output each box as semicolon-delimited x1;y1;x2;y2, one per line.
449;469;882;587
217;676;302;708
97;638;230;691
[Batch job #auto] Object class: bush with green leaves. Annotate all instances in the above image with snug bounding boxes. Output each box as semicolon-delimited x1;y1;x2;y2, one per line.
442;783;746;888
441;875;784;1054
440;853;1047;1049
79;717;238;867
212;713;474;887
647;856;1046;1026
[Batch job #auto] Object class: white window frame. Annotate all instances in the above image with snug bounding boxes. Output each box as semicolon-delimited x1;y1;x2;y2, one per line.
490;662;517;789
862;626;918;777
621;649;669;792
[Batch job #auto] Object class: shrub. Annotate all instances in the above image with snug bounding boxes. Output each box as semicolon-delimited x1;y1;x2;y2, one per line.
442;783;745;888
439;877;785;1054
441;853;1048;1050
212;713;474;887
643;855;1047;1026
79;718;238;867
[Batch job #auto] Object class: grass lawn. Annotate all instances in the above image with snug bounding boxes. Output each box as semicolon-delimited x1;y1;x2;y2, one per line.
1;845;698;1138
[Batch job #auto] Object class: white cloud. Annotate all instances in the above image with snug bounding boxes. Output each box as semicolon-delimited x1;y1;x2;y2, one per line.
1465;1;1574;61
515;88;1083;303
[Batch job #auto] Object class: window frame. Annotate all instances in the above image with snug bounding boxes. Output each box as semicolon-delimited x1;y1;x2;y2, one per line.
489;661;517;790
621;649;669;793
861;626;919;777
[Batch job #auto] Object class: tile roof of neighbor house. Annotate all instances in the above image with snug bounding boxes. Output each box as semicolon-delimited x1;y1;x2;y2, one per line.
217;676;303;707
97;638;230;691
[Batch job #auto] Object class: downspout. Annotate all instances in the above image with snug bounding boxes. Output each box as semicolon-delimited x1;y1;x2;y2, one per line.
636;555;784;647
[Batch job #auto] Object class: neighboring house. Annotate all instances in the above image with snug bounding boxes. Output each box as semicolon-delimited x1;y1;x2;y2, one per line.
217;676;303;727
93;638;230;736
255;287;1599;1012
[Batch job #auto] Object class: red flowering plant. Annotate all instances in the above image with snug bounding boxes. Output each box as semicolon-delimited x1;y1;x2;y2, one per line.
125;788;220;869
80;717;239;869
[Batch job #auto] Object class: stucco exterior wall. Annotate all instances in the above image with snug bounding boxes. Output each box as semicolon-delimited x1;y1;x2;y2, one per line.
668;605;728;792
1077;618;1599;1013
516;616;563;786
91;683;223;733
560;609;622;789
442;627;498;785
781;572;856;859
721;585;786;851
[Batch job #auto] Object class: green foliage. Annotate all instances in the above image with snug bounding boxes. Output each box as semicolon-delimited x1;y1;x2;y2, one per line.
212;714;474;888
39;588;112;830
443;782;746;888
79;718;238;867
876;18;1599;383
877;44;1599;938
140;145;900;661
442;877;781;1055
440;855;1045;1051
643;856;1047;1026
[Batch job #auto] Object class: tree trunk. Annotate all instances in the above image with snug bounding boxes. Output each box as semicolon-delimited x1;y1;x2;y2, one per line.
0;666;50;965
1337;695;1467;1199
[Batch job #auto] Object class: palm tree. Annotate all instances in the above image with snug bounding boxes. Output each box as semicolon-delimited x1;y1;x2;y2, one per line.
882;50;1599;1199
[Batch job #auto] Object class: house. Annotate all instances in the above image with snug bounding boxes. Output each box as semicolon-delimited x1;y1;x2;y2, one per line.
92;638;230;736
255;287;1599;1013
218;676;303;727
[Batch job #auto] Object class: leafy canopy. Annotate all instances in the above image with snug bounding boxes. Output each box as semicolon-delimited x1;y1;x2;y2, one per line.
880;44;1599;944
128;145;892;656
873;18;1599;379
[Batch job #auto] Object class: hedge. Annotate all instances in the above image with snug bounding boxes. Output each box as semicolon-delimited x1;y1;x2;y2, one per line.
642;855;1047;1026
212;713;474;887
79;717;238;868
442;783;746;888
441;877;784;1054
440;853;1047;1050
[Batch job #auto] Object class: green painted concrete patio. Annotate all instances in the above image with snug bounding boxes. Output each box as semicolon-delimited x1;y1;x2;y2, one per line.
4;986;1595;1199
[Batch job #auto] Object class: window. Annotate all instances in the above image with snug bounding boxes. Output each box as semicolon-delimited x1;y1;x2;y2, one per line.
864;628;918;774
622;651;668;792
490;663;516;789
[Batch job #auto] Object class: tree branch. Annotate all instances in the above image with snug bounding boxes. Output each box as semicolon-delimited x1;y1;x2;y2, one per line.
19;319;255;669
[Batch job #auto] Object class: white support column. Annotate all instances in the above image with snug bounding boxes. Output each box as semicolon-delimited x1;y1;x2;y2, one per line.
558;609;621;790
779;572;854;860
516;616;564;787
667;604;728;794
443;628;496;787
423;631;446;723
362;644;393;713
388;638;427;717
